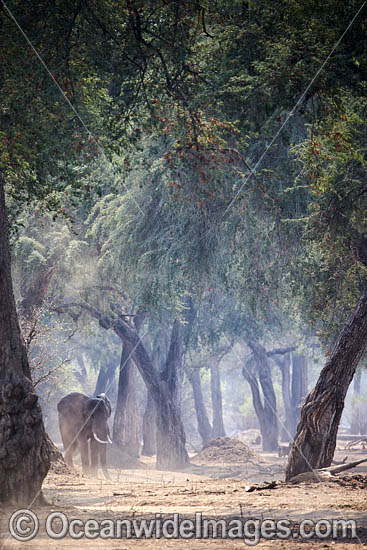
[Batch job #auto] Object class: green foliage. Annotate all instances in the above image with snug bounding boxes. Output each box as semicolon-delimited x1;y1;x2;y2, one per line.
289;89;367;340
4;0;367;358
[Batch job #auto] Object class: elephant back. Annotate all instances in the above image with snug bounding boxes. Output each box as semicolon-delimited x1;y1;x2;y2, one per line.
57;392;89;421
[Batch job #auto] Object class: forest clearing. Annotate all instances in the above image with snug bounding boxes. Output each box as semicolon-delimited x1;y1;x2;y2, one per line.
1;0;367;548
1;441;367;548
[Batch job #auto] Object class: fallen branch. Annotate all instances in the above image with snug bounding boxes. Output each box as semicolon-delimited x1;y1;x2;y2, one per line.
245;481;279;492
345;438;367;450
244;458;367;491
289;458;367;483
321;457;367;475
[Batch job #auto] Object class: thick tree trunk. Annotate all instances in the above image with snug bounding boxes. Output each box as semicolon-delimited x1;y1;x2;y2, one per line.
349;368;362;434
141;336;161;457
242;359;267;442
45;432;65;463
210;362;226;438
249;342;278;451
141;391;156;456
286;293;367;480
156;320;188;469
160;320;185;403
0;181;50;504
112;319;189;470
187;367;212;446
112;344;140;458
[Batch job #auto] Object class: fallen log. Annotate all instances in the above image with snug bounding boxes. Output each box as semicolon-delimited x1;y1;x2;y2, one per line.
322;457;367;474
345;438;367;450
244;458;367;491
289;458;367;484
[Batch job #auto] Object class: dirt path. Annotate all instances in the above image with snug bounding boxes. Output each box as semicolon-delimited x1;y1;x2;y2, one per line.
1;447;367;549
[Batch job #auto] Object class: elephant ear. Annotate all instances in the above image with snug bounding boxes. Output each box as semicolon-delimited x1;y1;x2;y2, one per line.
96;393;112;418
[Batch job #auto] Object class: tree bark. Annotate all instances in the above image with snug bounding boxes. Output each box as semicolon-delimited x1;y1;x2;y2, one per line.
155;320;188;468
0;181;50;504
249;342;279;451
112;318;189;470
286;293;367;480
141;391;157;456
210;362;226;438
187;367;212;446
112;343;140;458
141;335;162;457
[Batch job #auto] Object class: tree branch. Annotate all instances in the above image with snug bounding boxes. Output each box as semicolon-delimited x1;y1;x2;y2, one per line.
267;346;296;357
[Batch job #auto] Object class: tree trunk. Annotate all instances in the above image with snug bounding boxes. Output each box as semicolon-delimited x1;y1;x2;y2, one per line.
187;367;212;446
275;354;296;441
156;320;188;469
349;367;362;434
250;342;278;451
291;354;308;425
112;318;189;470
141;391;156;456
242;359;267;442
94;360;116;396
160;320;185;403
0;181;50;504
74;354;88;388
286;293;367;480
210;362;226;438
141;335;161;457
112;344;140;458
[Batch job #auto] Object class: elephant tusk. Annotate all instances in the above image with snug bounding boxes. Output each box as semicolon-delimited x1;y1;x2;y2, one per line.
93;432;108;444
107;435;113;444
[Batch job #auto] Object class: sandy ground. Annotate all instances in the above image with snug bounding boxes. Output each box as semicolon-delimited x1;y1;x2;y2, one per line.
1;443;367;549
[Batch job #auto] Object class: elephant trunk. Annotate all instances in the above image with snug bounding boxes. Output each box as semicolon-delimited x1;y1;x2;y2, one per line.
92;419;112;445
92;418;112;445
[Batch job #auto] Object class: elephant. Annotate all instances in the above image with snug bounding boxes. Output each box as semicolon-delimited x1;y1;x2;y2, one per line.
57;392;112;479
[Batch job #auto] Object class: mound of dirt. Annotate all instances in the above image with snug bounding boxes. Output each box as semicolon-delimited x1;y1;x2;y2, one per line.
191;437;262;465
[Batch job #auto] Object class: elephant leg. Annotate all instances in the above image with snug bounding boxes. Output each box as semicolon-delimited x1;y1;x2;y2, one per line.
59;415;77;468
78;437;90;475
90;437;99;477
99;441;111;480
65;441;78;468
